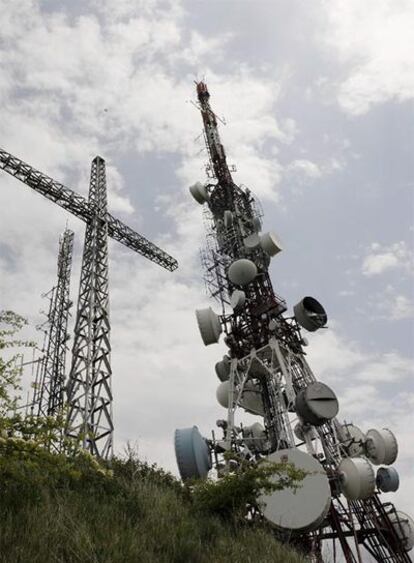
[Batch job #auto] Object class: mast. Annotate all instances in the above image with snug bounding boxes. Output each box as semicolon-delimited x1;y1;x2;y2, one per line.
32;228;74;418
175;82;413;562
196;82;234;188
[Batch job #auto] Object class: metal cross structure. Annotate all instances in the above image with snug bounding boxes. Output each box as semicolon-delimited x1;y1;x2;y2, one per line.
31;227;74;419
174;83;413;562
0;148;178;458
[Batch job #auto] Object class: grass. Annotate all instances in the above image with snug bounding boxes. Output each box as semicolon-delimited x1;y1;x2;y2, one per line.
0;445;305;563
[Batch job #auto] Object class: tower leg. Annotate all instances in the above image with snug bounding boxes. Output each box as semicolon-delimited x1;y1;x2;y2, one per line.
66;157;113;459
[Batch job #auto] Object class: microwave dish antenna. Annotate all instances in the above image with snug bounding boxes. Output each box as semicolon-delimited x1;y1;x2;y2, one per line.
259;448;331;533
174;426;212;481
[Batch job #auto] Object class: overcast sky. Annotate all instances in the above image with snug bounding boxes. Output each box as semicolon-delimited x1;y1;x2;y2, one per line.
0;0;413;540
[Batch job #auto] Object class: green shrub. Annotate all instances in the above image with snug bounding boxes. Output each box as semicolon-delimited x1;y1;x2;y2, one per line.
191;453;307;521
0;310;36;416
0;435;112;508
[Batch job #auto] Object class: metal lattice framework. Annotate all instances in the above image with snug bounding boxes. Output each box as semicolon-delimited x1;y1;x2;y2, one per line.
32;228;74;418
0;148;178;458
66;157;113;458
0;149;177;271
191;82;412;562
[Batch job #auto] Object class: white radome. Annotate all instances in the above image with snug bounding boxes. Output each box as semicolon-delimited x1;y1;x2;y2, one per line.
215;356;231;382
216;381;230;408
189;181;209;204
338;457;376;500
228;259;257;286
195;307;222;346
365;428;398;466
260;231;283;256
258;448;331;533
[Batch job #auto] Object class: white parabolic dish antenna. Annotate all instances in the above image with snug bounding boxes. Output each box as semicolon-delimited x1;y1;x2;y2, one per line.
365;428;398;466
260;231;282;256
258;448;331;533
195;307;222;346
189;182;208;204
338;457;376;500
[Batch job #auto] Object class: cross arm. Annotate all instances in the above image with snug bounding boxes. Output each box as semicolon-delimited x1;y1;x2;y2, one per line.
107;214;177;271
0;147;178;271
0;148;91;222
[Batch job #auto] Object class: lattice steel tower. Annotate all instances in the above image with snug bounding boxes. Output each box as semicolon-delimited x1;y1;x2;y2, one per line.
66;157;113;458
32;227;74;418
0;148;178;459
174;83;413;562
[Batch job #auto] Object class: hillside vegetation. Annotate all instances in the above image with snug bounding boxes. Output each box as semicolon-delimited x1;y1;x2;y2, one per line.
0;439;305;563
0;311;304;562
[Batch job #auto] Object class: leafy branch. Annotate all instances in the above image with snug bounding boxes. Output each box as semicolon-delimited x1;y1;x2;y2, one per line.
191;451;307;522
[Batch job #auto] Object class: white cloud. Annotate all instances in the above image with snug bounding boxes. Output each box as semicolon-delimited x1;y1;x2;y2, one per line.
283;158;323;193
356;351;413;383
368;288;414;322
361;241;413;276
174;30;232;66
307;324;413;387
338;289;355;297
287;159;322;180
105;165;134;215
306;327;366;379
390;294;414;320
283;155;345;194
363;253;399;276
321;0;414;114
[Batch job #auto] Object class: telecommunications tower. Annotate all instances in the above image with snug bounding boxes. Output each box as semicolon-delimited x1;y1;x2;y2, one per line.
174;82;414;562
0;149;178;458
31;227;74;419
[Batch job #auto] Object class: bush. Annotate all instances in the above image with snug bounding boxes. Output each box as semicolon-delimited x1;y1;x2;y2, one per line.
191;453;307;522
0;435;113;508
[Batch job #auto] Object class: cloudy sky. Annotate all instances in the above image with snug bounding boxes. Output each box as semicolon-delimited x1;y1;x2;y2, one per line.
0;0;413;539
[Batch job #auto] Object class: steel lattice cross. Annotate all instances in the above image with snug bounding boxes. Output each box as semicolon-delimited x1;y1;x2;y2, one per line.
0;148;178;458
